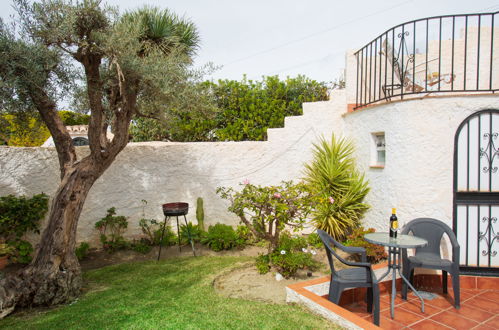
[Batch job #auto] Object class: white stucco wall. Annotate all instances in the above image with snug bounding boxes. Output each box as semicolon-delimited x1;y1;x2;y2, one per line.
0;93;346;246
342;95;499;235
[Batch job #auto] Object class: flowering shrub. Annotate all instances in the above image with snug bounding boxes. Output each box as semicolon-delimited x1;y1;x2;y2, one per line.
255;232;321;278
271;250;319;278
217;180;313;252
343;227;387;263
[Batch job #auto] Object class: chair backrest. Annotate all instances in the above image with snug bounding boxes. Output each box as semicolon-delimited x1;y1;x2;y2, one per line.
317;229;347;277
401;218;459;259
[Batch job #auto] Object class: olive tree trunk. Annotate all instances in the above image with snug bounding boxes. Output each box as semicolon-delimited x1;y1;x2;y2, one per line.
0;159;107;315
0;49;135;317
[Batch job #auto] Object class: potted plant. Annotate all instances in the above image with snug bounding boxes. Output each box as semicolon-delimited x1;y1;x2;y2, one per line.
0;243;15;270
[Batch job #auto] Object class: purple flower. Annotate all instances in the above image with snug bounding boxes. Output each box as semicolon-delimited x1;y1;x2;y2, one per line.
328;196;335;204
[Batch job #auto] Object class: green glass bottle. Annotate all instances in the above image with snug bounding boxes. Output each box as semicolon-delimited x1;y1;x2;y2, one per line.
390;208;398;238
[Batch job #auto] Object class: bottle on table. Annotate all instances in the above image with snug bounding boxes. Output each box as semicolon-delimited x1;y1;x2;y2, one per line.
390;208;398;238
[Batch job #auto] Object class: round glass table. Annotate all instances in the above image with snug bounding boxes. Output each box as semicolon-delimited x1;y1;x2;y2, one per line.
364;232;428;319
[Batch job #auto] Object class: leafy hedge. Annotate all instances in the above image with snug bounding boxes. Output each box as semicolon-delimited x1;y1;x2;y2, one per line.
0;193;49;263
205;75;329;141
0;193;48;241
131;75;329;142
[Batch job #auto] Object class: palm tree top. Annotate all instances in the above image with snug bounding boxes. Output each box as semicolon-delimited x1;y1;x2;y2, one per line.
121;6;200;59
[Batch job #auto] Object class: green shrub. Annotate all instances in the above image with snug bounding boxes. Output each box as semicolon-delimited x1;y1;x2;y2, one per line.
235;225;253;246
343;227;387;263
307;233;323;249
255;254;271;274
131;239;153;254
7;239;34;264
138;216;176;247
0;193;48;264
139;218;161;244
95;207;129;252
137;199;173;246
303;135;370;241
75;242;90;261
0;193;48;241
154;224;177;246
202;223;240;252
271;250;319;279
180;222;205;244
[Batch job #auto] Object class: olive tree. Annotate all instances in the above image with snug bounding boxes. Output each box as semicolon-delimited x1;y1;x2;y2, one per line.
0;0;213;316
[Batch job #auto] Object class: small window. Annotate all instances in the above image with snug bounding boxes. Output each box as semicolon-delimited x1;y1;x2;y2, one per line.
371;133;385;167
72;137;89;146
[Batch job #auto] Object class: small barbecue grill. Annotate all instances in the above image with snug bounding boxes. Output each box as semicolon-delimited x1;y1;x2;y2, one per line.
157;202;196;260
162;202;189;216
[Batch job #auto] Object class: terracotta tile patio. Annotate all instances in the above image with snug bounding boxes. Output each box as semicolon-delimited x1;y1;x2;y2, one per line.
343;288;499;329
287;272;499;330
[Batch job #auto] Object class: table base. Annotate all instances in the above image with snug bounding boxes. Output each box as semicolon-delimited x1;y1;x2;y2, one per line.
377;246;425;319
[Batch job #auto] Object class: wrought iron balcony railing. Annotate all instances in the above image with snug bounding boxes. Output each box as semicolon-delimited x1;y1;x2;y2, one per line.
354;12;499;110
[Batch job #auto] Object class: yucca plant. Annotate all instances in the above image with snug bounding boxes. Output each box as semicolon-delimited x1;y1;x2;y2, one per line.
303;135;370;240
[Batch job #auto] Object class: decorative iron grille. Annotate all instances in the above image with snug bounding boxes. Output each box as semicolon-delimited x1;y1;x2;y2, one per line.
453;110;499;275
354;12;499;109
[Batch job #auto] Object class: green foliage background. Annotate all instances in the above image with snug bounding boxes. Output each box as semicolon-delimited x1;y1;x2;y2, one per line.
131;75;329;142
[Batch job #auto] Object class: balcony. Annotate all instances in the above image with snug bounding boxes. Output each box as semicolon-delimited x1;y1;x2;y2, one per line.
353;12;499;110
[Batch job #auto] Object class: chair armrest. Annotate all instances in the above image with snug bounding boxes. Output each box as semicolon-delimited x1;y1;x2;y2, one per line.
337;241;368;263
336;254;372;269
445;229;460;264
323;242;371;268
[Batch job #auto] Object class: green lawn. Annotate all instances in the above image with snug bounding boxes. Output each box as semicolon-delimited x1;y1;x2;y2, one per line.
0;256;338;329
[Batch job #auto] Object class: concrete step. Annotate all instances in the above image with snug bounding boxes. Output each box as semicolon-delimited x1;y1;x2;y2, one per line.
266;90;347;143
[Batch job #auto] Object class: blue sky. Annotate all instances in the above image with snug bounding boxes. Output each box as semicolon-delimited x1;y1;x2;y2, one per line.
1;0;498;83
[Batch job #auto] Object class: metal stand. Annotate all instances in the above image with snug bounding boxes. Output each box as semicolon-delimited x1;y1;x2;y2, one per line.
377;246;425;319
157;214;196;261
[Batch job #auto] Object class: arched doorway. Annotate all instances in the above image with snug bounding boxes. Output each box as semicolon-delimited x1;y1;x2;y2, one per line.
453;109;499;275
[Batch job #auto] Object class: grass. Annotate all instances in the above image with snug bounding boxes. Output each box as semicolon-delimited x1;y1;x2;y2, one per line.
0;256;338;329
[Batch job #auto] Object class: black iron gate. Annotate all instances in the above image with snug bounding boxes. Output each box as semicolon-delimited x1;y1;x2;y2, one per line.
453;109;499;275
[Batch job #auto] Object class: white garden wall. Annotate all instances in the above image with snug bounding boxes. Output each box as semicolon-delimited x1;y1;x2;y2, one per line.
0;94;346;246
1;91;497;249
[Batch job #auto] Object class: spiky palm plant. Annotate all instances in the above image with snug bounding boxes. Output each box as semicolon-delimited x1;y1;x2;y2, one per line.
121;6;200;60
303;135;370;240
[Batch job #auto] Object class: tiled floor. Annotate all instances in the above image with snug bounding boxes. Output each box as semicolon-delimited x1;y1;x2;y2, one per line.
342;288;499;329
